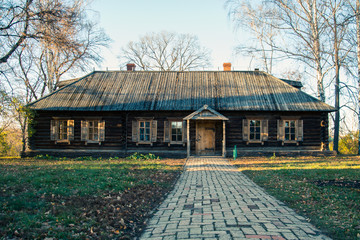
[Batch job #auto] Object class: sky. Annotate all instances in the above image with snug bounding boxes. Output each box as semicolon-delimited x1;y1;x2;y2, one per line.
88;0;250;71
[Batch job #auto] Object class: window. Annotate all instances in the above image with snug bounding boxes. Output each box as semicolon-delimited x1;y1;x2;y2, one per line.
88;120;99;141
139;121;151;142
171;121;183;142
132;119;157;144
242;118;268;143
164;120;186;144
58;120;68;140
81;120;105;144
284;120;296;141
50;119;74;143
249;120;261;141
277;119;303;143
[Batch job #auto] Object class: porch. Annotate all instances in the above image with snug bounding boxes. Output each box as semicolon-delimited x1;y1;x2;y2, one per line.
184;105;228;158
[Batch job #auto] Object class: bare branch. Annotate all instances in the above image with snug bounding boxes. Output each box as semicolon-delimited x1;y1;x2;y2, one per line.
119;31;211;71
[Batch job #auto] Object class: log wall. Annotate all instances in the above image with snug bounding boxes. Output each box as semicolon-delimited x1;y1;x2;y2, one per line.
27;110;330;157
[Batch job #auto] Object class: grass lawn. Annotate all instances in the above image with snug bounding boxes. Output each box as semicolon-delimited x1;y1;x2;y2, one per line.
0;157;185;239
231;156;360;240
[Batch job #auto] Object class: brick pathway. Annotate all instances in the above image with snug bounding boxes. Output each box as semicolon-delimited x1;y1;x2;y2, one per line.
140;157;331;240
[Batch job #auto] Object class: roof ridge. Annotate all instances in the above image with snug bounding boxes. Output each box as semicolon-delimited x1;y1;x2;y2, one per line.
88;70;267;73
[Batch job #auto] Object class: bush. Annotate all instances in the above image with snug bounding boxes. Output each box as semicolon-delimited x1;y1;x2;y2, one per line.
0;128;22;156
338;131;359;155
126;152;161;160
0;131;10;156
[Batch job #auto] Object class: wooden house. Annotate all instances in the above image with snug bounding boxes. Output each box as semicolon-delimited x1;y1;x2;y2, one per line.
25;64;335;158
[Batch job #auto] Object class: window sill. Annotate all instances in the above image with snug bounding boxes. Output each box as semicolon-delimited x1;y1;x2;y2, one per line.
282;140;300;146
55;140;70;144
84;141;102;145
246;140;264;145
168;142;186;147
136;142;153;146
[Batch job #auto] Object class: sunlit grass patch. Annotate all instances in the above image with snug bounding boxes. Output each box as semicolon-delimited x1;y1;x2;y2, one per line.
0;157;185;239
232;155;360;171
232;156;360;240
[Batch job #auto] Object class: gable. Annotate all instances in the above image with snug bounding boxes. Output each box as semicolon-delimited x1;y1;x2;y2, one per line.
28;71;335;112
184;105;229;120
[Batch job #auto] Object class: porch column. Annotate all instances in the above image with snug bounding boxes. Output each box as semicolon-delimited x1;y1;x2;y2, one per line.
222;120;226;157
187;119;190;157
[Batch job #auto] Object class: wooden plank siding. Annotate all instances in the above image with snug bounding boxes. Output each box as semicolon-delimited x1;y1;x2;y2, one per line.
27;110;329;157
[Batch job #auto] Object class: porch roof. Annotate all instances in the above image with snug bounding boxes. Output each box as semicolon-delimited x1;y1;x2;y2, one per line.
184;105;229;121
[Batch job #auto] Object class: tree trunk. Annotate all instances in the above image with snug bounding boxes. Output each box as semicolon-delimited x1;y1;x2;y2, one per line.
312;1;326;102
333;64;340;153
357;0;360;155
20;115;28;154
333;4;340;153
316;59;325;102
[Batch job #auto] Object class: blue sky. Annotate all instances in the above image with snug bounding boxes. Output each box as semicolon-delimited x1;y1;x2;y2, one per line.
88;0;250;71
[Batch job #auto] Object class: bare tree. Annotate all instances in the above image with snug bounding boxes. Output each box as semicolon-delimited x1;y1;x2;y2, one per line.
268;0;332;102
2;0;109;152
344;0;360;154
356;0;360;155
38;24;109;93
1;0;71;65
227;0;330;102
0;0;33;64
120;31;211;71
321;0;352;152
227;0;279;73
6;0;109;96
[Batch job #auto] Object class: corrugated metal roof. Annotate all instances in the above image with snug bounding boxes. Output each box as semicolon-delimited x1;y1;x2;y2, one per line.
28;71;335;112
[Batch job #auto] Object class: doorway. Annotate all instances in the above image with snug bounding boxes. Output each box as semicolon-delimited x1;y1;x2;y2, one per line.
196;121;215;155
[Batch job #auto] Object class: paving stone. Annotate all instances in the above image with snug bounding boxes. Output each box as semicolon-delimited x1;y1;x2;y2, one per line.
139;157;331;240
241;227;256;235
176;231;189;239
163;236;176;240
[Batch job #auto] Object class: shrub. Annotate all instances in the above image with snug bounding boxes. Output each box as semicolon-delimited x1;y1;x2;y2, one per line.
0;131;10;156
126;152;161;160
338;131;359;155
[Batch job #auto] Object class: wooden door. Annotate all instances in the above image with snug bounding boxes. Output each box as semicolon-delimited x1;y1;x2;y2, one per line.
196;121;215;155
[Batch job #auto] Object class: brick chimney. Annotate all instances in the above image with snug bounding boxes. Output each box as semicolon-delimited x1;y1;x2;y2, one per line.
223;63;231;71
126;63;136;71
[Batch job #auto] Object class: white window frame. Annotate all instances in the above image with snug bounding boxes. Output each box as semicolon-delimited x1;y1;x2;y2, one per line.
138;120;151;143
278;118;303;145
284;120;296;141
57;120;68;141
243;118;268;144
81;119;105;145
248;119;262;142
88;120;100;142
170;121;183;144
51;119;74;144
132;118;157;145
